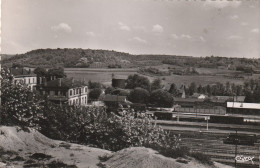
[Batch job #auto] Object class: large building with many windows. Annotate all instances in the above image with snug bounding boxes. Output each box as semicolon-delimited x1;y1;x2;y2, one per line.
11;68;37;91
39;78;88;106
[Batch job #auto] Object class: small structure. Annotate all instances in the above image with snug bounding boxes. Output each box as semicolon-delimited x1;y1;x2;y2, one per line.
227;102;260;116
112;76;127;89
39;78;88;106
101;94;132;112
10;68;37;91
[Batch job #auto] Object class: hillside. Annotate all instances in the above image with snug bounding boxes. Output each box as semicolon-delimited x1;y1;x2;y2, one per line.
2;48;260;70
0;126;233;168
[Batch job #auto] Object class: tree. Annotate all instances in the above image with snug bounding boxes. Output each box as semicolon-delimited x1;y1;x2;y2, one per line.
88;80;102;89
150;89;174;108
105;87;115;94
151;78;163;91
89;88;102;100
128;88;150;104
1;68;44;128
111;88;130;96
188;82;197;96
47;67;66;79
126;74;150;91
34;67;47;77
168;83;178;96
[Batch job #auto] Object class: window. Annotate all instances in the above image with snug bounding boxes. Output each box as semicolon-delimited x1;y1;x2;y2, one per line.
85;97;87;104
70;90;73;96
29;78;31;84
85;87;88;93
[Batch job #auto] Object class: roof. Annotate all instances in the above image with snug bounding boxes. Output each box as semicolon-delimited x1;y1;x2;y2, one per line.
174;97;204;103
43;78;86;89
112;75;128;80
101;94;126;102
212;96;245;102
227;102;260;109
11;68;36;77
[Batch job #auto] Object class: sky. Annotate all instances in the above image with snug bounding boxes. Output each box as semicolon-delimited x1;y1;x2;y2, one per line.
1;0;260;58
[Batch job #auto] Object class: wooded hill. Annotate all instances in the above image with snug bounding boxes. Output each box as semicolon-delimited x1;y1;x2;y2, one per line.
2;48;260;70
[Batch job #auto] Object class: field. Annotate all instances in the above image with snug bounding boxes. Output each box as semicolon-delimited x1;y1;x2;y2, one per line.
64;67;256;88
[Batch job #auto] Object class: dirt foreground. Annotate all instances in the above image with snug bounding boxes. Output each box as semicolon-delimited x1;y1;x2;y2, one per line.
0;126;233;168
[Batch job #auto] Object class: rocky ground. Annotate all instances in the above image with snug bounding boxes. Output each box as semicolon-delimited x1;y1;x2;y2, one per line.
0;126;233;168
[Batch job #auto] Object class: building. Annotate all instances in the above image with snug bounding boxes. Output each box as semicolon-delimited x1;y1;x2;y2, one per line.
112;76;127;89
39;78;88;106
11;68;37;91
227;102;260;116
100;94;132;112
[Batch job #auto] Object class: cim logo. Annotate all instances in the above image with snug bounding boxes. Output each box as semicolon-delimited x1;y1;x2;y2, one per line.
235;155;254;164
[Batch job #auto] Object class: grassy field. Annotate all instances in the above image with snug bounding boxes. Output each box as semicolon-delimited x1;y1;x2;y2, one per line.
64;67;257;88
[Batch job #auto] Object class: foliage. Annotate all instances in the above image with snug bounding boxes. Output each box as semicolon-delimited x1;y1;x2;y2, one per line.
111;88;130;96
1;68;44;129
34;67;47;77
125;74;150;91
128;88;150;104
88;80;103;89
168;83;178;96
47;67;66;78
105;87;115;95
89;88;103;100
150;89;174;108
151;78;163;91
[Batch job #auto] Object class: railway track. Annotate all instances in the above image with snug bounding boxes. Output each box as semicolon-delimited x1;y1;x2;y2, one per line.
169;130;260;168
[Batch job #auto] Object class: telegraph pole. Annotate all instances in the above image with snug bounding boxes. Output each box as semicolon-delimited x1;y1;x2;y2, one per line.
234;130;238;168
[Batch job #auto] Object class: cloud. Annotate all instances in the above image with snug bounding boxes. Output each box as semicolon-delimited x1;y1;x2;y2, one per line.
129;37;147;44
171;34;193;40
118;22;131;31
86;31;95;37
251;28;259;34
180;34;192;39
199;36;206;42
228;35;243;40
51;23;72;33
152;24;164;33
171;34;179;39
230;15;239;20
241;22;248;26
204;1;241;8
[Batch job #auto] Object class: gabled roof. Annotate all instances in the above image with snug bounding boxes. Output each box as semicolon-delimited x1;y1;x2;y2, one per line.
43;78;86;89
101;94;126;102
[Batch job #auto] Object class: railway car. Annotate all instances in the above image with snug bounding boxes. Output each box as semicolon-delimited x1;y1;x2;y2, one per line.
209;115;244;124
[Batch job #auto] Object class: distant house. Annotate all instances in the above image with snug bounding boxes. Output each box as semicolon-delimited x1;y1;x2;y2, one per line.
10;68;37;91
192;93;207;100
39;78;88;106
100;94;132;112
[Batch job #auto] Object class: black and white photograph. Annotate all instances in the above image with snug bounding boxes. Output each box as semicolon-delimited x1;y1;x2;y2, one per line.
0;0;259;167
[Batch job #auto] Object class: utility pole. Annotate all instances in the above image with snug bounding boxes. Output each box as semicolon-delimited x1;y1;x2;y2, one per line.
235;130;238;168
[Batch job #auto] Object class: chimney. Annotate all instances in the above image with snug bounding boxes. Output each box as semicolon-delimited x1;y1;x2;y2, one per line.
72;78;74;86
59;78;62;87
43;77;47;86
